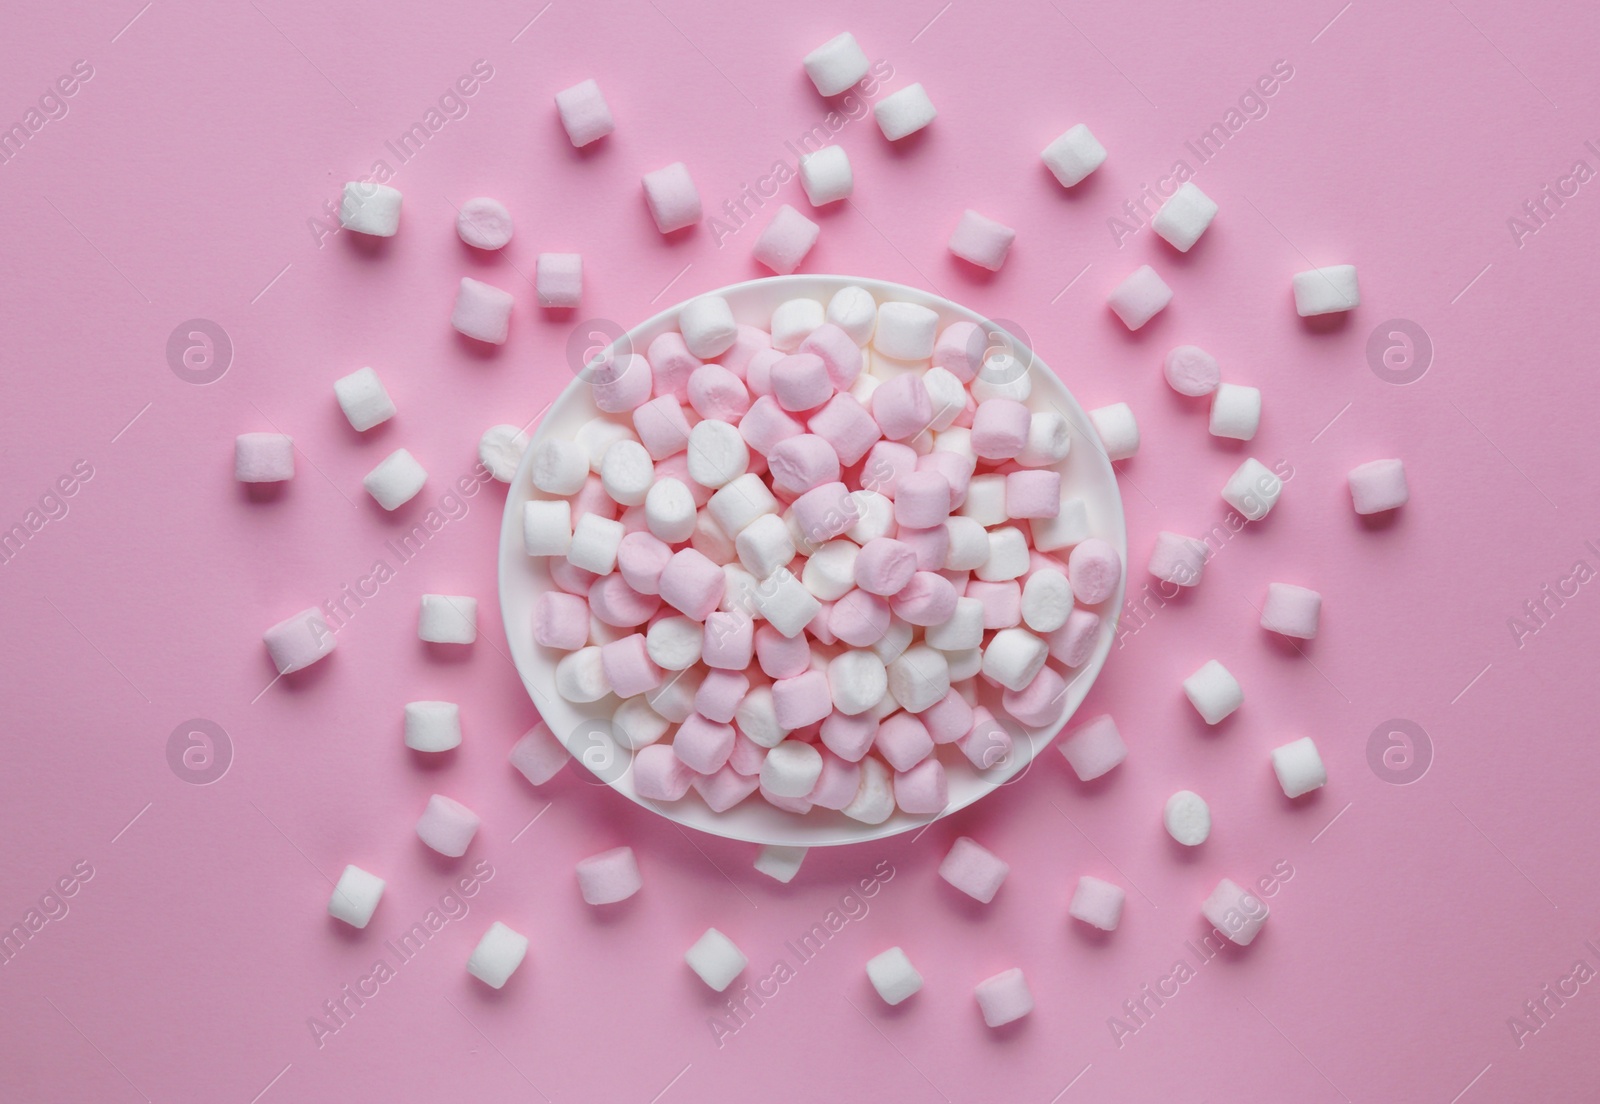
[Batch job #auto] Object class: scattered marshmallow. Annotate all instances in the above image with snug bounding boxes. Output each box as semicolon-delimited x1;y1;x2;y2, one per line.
642;162;702;234
948;209;1016;272
1209;383;1261;441
685;927;747;991
1147;531;1207;587
235;433;294;483
754;205;820;275
799;146;853;206
1202;878;1268;946
363;447;429;510
451;277;514;344
536;253;583;308
554;78;614;147
1261;583;1321;640
1068;875;1124;931
1222;458;1283;521
1183;659;1241;724
1271;736;1327;798
1151;181;1218;252
263;607;335;674
1107;266;1172;330
1162;345;1220;397
419;594;477;645
467;921;528;989
456;196;514;250
404;701;462;753
1058;714;1127;780
939;836;1009;903
803;32;870;96
874;83;937;141
1163;789;1211;845
975;968;1033;1027
328;864;385;929
334;366;397;431
754;844;808;884
416;794;480;857
576;846;642;905
1348;458;1408;515
478;424;529;482
1292;264;1360;316
1089;403;1139;461
1041;124;1106;188
509;722;569;785
339;182;401;236
866;946;923;1006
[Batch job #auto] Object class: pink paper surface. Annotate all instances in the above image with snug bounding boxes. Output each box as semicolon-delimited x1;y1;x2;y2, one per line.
3;1;1598;1100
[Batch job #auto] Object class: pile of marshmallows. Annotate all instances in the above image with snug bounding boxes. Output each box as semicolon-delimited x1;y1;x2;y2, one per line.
523;285;1114;826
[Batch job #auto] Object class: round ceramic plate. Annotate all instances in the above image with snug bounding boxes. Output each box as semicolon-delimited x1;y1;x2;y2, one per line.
499;275;1127;846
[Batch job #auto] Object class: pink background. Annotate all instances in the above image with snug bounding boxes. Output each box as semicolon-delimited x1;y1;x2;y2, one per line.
3;0;1598;1099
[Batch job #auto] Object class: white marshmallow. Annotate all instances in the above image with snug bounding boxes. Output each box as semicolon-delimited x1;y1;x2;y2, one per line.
339;182;401;236
917;365;967;431
872;302;939;361
736;513;797;579
1209;383;1261;441
827;286;878;345
1183;659;1242;724
1271;737;1327;798
1067;876;1124;931
958;474;1009;527
1017;412;1071;467
419;595;476;644
363;448;428;510
842;755;895;824
680;295;738;358
1041;123;1106;188
970;353;1033;403
866;946;923;1005
802;32;870;96
568;513;626;574
686;927;748;991
522;499;573;556
691;510;737;564
1021;570;1074;632
872;618;915;665
478;424;528;482
934;426;972;454
1089;403;1139;461
828;650;888;716
799;146;853;206
888;644;950;712
849;372;881;405
333;366;396;431
1031;496;1090;553
874;83;937;141
754;844;808;884
946;647;982;681
925;596;984;651
601;439;654;505
467;921;528;989
762;740;824;797
556;646;610;702
647;667;703;723
614;696;671;749
944;517;991;571
755;568;822;637
803;540;860;600
328;865;385;928
982;628;1047;692
576;419;635;472
709;472;780;535
1221;458;1283;521
1203;878;1269;946
687;419;750;489
846;490;895;543
1107;265;1173;330
1292;265;1360;316
647;616;704;671
771;298;826;352
1151;181;1218;252
645;478;698;543
404;701;462;752
1163;790;1211;845
735;685;789;747
527;440;585;498
721;564;763;616
975;527;1030;582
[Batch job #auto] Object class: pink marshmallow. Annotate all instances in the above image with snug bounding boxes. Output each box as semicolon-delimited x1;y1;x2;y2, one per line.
634;744;694;800
821;711;877;761
932;320;984;382
687;364;751;423
739;395;805;455
761;783;813;815
948;209;1016;271
975;968;1033;1027
263;607;336;674
1058;713;1127;781
702;611;755;670
807;602;837;645
646;332;702;402
894;759;948;814
773;670;833;729
894;471;953;528
859;440;918;498
970;399;1031;460
755;624;811;678
591;353;653;413
1046;608;1100;666
617;532;673;595
1068;538;1122;605
1348;458;1409;515
549;558;599;597
658;549;726;620
917;451;974;507
791;481;856;543
1005;470;1061;519
574;847;642;908
589;573;661;627
1003;665;1069;728
771;353;832;413
798;323;864;389
510;722;570;785
695;669;750;723
554;78;614;147
959;706;1012;769
717;325;772;378
655;456;712;507
693;765;761;812
728;730;767;775
752;204;820;274
896;525;951;571
920;690;974;744
808;394;882;466
642;162;701;234
829;589;891;646
890;571;958;626
533;592;590;649
855;538;918;596
572;474;621;520
451;277;514;345
871;374;934;441
967;580;1021;628
807;752;862;809
938;836;1009;903
234;433;294;483
1261;583;1321;640
875;713;933;771
674;713;736;773
600;634;663;698
768;435;841;496
743;348;782;397
416;794;480;857
536;253;582;308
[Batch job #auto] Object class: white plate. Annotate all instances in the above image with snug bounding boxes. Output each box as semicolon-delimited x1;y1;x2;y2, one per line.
498;275;1126;847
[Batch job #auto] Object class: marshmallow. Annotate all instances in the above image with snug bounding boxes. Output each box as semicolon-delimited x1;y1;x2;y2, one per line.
1107;266;1172;330
696;765;761;812
451;277;513;344
234;433;293;483
510;722;570;784
688;364;751;423
1292;265;1360;316
974;528;1028;582
1151;181;1218;252
554;77;614;147
982;628;1047;692
555;647;610;702
1148;531;1207;587
416;794;480;857
1031;496;1090;554
1183;659;1242;724
1348;458;1408;514
736;513;797;579
1020;569;1074;632
692;509;737;564
615;697;671;750
686;927;748;991
645;478;698;543
1069;875;1124;931
975;968;1033;1027
456;196;515;250
404;701;462;753
1210;383;1261;441
577;420;635;472
931;321;983;382
576;846;641;905
827;286;878;345
872;302;939;361
642;162;702;234
971;399;1031;461
841;755;895;824
828;651;888;717
970;352;1033;404
866;946;923;1005
718;325;772;377
802;31;870;95
569;513;625;574
943;516;989;571
1271;736;1327;798
478;425;529;483
891;572;958;627
591;354;653;415
333;366;397;431
602;439;655;505
1041;123;1106;187
753;205;820;275
467;921;528;989
659;548;727;620
536;253;582;308
1260;583;1321;640
792;482;856;544
956;473;1006;526
803;541;859;600
799;324;864;392
846;489;895;544
648;668;705;723
646;332;701;404
1222;458;1283;521
854;538;917;596
870;374;935;442
1164;790;1211;845
328;865;386;928
925;596;984;652
686;419;750;490
1003;665;1069;728
709;472;779;535
1017;412;1072;468
895;472;953;529
755;568;823;638
734;685;788;748
615;532;672;597
920;690;973;745
1047;608;1100;667
888;645;950;713
948;209;1016;271
799;145;853;205
1067;538;1121;605
754;623;809;678
1004;471;1059;521
647;616;704;671
772;354;833;415
771;298;826;352
772;669;832;730
634;743;694;800
967;580;1021;630
1202;879;1268;946
675;713;736;773
1058;714;1127;781
364;448;428;510
532;592;587;650
939;836;1009;903
339;181;401;236
703;611;754;671
762;740;824;798
829;589;892;648
874;82;936;140
523;499;573;557
601;634;663;698
960;706;1012;769
418;594;476;644
740;396;805;456
1163;345;1221;397
753;844;807;884
1089;402;1139;461
695;671;749;724
894;758;947;814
